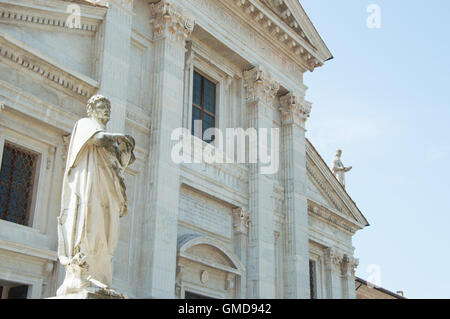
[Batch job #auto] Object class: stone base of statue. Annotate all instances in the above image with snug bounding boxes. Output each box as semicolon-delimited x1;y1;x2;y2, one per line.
48;287;127;299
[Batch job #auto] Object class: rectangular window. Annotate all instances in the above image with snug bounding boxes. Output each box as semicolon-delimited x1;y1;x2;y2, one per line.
192;71;216;143
0;142;38;226
309;260;317;299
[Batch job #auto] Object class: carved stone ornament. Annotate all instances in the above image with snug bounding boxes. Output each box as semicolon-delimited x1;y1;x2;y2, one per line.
232;207;250;235
340;254;359;276
279;92;312;128
200;270;209;284
324;248;343;268
243;66;280;105
150;1;195;43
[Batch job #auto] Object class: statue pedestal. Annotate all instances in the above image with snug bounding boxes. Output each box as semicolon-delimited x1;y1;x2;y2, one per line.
49;288;127;299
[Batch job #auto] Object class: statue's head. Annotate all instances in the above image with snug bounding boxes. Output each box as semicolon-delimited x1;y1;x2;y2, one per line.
336;149;342;157
86;94;111;125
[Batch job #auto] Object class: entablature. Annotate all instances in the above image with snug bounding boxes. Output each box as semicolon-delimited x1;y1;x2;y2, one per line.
0;31;99;99
0;0;107;32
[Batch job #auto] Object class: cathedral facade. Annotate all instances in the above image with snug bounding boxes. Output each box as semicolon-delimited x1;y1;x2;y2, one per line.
0;0;368;299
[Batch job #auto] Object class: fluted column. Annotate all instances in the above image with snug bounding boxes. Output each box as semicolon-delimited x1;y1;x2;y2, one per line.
279;92;312;298
243;67;279;298
143;1;195;298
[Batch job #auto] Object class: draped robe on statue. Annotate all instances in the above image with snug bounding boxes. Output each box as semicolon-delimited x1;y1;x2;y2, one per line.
57;117;134;295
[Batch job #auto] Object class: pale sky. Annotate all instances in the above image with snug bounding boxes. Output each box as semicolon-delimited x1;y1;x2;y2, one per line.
301;0;450;298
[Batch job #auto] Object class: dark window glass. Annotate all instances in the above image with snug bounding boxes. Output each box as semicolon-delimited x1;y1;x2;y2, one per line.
309;260;317;299
0;143;38;226
185;291;215;299
192;71;216;143
7;285;28;299
193;72;202;106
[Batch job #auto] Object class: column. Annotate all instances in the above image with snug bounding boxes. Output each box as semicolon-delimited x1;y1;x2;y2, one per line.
144;1;195;298
232;207;249;298
279;92;312;298
243;67;279;298
341;254;359;299
323;248;343;299
97;0;134;132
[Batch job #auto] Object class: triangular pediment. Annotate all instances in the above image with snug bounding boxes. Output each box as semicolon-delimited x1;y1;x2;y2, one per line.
259;0;332;62
306;173;339;211
260;0;313;45
306;139;369;229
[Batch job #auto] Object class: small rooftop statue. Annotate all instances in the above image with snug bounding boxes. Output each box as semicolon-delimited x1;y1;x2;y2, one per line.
331;149;352;189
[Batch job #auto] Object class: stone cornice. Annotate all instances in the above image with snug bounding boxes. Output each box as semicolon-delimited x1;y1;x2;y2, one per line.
279;92;311;128
0;31;99;99
0;237;58;261
308;199;360;234
243;66;280;105
229;0;323;71
0;0;107;32
149;1;195;44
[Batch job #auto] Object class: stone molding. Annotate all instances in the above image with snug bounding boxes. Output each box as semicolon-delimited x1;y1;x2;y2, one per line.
230;0;322;71
243;66;280;105
232;207;250;235
150;1;195;44
0;32;99;98
0;1;106;32
308;200;359;234
279;92;311;128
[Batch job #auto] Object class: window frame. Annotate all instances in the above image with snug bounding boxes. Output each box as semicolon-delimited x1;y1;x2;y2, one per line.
0;141;40;227
191;69;217;143
0;124;51;232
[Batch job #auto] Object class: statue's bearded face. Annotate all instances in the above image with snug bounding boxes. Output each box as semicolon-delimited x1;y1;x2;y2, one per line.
92;100;111;124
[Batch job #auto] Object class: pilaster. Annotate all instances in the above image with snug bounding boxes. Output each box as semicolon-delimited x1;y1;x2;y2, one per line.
243;66;279;298
323;248;343;299
279;91;311;298
97;0;134;132
232;207;249;298
341;254;359;299
143;0;195;298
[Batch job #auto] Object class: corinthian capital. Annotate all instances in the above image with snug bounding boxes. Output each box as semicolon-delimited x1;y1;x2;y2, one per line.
232;207;250;235
340;254;359;276
279;92;311;128
150;1;195;43
324;248;343;268
243;67;280;105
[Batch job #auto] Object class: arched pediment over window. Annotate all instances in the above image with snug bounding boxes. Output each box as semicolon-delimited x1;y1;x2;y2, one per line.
177;234;245;276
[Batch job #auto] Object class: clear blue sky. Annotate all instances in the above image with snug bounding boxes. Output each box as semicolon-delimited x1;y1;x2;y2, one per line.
301;0;450;298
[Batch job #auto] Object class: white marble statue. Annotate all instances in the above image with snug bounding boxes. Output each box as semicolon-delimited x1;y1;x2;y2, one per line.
56;94;135;296
331;149;352;188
